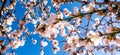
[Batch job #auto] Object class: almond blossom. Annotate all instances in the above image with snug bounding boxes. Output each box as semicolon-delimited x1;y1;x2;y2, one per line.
86;30;97;38
53;46;60;54
51;0;61;9
52;40;59;47
95;18;100;24
20;40;25;46
30;0;36;3
40;50;44;55
63;8;72;17
32;39;37;45
43;0;48;5
81;2;95;13
48;13;57;24
6;17;14;25
93;23;98;29
81;6;90;13
10;30;22;39
41;41;48;47
106;26;113;33
6;27;12;32
73;7;79;14
114;36;120;46
12;40;25;49
85;41;94;51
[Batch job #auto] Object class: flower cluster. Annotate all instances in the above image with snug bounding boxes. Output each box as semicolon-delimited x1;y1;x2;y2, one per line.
1;0;120;55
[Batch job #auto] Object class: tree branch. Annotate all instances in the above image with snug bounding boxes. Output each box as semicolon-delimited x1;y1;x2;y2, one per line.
61;0;120;5
0;0;7;18
63;6;117;21
101;30;120;36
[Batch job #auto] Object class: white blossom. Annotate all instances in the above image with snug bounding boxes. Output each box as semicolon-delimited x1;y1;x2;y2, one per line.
93;24;98;29
20;40;25;46
52;40;59;47
81;6;90;13
88;2;95;9
92;37;102;46
81;2;95;13
48;13;57;24
106;26;113;33
32;19;37;24
12;40;21;49
60;29;67;37
6;27;12;32
43;0;48;5
80;41;86;47
32;39;37;45
76;41;86;47
80;50;86;55
63;8;71;17
40;50;44;55
8;5;14;10
67;37;73;44
30;0;36;2
53;46;60;54
74;7;79;14
52;1;60;9
95;18;100;24
85;42;94;50
57;12;63;19
86;30;97;38
6;52;16;55
7;17;14;25
41;41;48;47
26;14;31;19
114;36;120;46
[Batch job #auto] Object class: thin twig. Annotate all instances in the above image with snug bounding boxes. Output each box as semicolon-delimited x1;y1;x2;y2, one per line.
0;0;7;18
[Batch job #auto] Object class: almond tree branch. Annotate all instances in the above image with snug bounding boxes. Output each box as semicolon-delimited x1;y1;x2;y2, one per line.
63;6;117;21
93;15;105;31
101;30;120;36
0;0;7;18
62;0;120;5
